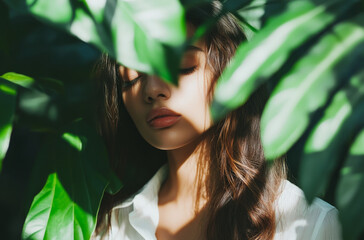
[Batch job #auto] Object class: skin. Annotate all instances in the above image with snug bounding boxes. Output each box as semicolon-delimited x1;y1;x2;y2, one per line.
120;26;212;240
120;45;212;151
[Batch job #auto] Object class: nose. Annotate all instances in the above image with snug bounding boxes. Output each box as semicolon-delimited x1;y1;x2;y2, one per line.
143;75;171;103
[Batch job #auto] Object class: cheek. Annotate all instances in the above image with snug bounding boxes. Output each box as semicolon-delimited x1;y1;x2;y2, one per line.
176;72;213;132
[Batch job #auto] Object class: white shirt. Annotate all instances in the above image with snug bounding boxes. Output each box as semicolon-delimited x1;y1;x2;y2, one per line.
92;165;342;240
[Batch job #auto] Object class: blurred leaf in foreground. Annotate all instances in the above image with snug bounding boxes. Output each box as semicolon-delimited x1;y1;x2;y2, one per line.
260;15;364;159
298;68;364;202
4;0;186;83
336;129;364;240
211;0;353;120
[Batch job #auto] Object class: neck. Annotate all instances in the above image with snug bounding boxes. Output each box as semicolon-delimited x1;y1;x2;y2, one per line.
159;138;203;206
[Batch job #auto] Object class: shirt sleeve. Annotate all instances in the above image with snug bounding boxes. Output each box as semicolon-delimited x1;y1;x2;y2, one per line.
274;181;343;240
312;208;342;240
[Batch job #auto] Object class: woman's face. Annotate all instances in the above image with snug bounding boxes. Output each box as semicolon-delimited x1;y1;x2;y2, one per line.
120;32;214;150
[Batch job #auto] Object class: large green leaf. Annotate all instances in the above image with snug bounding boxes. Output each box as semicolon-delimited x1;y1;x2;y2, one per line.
22;124;122;240
110;0;186;83
336;129;364;240
211;0;354;119
297;69;364;202
0;80;17;171
260;15;364;159
22;172;86;240
4;0;186;83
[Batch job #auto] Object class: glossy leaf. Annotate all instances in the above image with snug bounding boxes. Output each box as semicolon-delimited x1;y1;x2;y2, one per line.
62;132;83;152
110;0;186;83
4;0;186;83
336;129;364;240
22;172;88;240
260;15;364;159
299;69;364;202
212;0;351;119
1;72;35;89
0;81;17;171
236;0;278;40
22;125;122;240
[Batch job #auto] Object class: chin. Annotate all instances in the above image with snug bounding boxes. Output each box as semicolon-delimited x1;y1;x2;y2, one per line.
143;132;201;151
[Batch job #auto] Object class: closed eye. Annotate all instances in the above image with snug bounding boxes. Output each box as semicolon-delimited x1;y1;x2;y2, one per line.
121;75;143;90
180;66;197;75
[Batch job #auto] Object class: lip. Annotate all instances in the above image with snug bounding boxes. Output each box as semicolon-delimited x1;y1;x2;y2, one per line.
146;107;181;129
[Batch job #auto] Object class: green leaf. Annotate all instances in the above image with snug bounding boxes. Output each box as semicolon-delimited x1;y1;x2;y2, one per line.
62;132;83;151
336;129;364;240
299;69;364;202
260;15;364;159
235;1;263;40
110;0;186;83
0;81;17;171
1;72;35;89
22;124;122;240
5;0;186;83
22;172;86;240
235;0;277;40
212;0;353;119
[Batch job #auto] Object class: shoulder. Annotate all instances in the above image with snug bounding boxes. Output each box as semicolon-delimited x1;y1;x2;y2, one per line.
274;180;342;240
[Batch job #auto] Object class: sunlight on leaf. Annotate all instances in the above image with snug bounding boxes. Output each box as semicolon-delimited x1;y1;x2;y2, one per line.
1;72;34;88
26;0;73;24
298;68;364;202
305;92;352;152
86;0;107;22
305;71;364;153
111;0;186;83
237;0;267;39
0;83;16;171
22;172;89;240
69;8;102;45
22;124;122;240
0;84;16;95
349;129;364;155
336;129;364;240
260;17;364;159
5;0;186;83
62;132;83;151
212;0;339;119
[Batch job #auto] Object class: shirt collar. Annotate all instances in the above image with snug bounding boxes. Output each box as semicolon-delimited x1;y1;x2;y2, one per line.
113;164;168;239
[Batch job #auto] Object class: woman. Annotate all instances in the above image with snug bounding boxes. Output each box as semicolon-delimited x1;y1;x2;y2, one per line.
92;2;341;240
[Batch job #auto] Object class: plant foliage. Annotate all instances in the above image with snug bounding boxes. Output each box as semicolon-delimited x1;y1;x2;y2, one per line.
1;0;364;239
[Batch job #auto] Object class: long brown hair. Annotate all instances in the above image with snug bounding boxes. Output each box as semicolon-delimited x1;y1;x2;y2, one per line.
94;2;286;239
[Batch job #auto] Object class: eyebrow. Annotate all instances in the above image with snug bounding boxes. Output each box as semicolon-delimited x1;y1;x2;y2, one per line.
186;45;203;52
